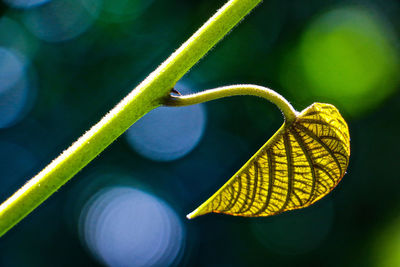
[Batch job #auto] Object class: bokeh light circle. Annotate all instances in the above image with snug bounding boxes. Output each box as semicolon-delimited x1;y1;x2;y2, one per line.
280;6;400;116
3;0;50;9
0;47;35;128
80;186;185;267
251;200;334;255
0;17;39;60
371;215;400;267
22;0;102;42
0;47;24;94
125;83;206;162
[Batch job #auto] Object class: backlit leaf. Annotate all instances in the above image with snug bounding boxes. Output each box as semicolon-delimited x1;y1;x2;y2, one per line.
187;103;350;218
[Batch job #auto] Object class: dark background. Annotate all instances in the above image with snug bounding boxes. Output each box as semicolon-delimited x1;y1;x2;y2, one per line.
0;0;399;266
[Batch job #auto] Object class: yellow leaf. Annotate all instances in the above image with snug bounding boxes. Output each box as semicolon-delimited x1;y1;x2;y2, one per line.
187;103;350;219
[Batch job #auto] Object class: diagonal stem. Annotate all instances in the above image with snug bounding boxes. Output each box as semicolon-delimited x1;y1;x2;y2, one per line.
0;0;263;237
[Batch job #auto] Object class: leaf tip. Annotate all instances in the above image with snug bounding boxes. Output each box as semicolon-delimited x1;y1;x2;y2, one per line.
186;206;208;219
186;210;197;219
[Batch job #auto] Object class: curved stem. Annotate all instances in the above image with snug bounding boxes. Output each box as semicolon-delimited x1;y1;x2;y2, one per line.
0;0;263;237
164;84;298;123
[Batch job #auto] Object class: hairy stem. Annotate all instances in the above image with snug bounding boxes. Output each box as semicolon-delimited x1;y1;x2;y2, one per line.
165;84;298;123
0;0;263;237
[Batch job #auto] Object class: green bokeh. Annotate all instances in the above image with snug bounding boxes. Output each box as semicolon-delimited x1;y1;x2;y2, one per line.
371;216;400;267
281;6;400;116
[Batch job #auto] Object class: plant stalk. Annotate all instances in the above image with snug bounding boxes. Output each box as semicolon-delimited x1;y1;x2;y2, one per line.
164;84;298;123
0;0;263;237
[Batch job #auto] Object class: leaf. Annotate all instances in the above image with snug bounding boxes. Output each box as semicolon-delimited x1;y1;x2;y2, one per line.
187;103;350;219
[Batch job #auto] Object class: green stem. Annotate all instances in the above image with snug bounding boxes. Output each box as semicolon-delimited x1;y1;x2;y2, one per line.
0;0;263;237
164;84;298;123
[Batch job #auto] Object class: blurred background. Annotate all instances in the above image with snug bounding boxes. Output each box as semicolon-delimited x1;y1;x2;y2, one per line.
0;0;399;266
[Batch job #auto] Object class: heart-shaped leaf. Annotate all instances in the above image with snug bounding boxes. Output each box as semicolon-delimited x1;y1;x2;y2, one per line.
187;103;350;218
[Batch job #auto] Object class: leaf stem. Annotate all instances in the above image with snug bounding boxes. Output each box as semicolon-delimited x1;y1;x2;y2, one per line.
0;0;263;237
165;84;298;123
